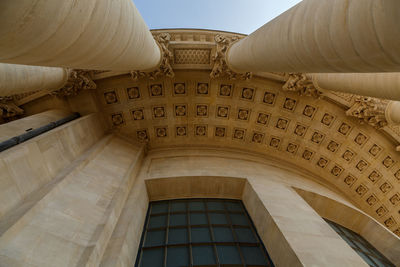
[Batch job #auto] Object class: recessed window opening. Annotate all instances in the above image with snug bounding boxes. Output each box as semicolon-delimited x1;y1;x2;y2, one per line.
324;219;394;267
135;198;274;267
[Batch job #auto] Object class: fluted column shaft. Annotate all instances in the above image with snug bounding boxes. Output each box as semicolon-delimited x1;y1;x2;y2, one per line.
0;0;161;71
311;73;400;100
227;0;400;73
311;73;400;125
386;101;400;125
0;63;69;96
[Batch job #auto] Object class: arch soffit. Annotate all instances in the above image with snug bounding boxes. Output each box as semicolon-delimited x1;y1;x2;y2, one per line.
93;29;400;237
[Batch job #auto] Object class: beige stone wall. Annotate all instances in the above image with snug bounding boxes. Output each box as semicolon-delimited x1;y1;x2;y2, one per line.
1;129;398;266
296;188;400;264
0;109;72;142
100;169;149;267
21;95;72;118
21;90;102;118
146;176;245;201
0;113;105;220
243;180;367;266
119;147;398;267
0;135;144;267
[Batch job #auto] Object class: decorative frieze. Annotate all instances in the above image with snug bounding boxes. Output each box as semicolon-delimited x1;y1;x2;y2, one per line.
174;49;211;65
210;35;251;80
131;33;174;80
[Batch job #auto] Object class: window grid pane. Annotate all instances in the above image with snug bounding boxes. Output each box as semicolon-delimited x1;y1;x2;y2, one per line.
136;199;274;267
324;219;395;267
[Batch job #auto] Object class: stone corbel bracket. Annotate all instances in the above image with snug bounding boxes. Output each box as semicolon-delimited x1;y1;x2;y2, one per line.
210;35;252;80
346;96;389;129
281;73;397;131
0;69;97;122
52;69;97;97
0;96;24;121
282;73;322;98
131;33;175;81
343;96;400;149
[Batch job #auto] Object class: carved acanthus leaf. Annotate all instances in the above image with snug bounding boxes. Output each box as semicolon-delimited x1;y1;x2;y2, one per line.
131;33;174;81
0;96;24;119
52;70;97;97
210;35;251;80
346;96;388;129
282;73;321;98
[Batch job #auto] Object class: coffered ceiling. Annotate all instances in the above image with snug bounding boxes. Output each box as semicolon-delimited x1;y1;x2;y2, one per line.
93;29;400;237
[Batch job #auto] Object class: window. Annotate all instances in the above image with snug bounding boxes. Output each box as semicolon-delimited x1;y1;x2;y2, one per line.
324;219;394;267
135;199;274;267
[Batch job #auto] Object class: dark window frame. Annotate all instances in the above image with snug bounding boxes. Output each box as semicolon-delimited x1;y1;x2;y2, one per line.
135;198;275;267
324;219;394;267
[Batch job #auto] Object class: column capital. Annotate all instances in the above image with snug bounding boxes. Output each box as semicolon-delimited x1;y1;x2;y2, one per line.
282;73;321;98
210;34;251;80
131;33;174;81
281;73;400;129
346;96;389;129
51;69;96;97
0;96;24;121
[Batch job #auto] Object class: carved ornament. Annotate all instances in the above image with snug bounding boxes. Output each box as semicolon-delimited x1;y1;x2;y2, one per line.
0;96;23;120
131;33;174;81
210;35;251;80
282;73;321;98
346;96;388;129
52;70;97;97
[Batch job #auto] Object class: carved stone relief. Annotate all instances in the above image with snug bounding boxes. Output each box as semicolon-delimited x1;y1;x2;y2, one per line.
210;35;251;80
131;33;174;81
0;96;23;120
174;49;211;65
346;96;389;129
52;70;97;97
282;73;321;98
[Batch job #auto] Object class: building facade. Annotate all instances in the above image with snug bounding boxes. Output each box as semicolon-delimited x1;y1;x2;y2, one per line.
0;1;400;266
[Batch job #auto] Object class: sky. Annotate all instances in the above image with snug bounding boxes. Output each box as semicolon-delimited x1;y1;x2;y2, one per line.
134;0;302;35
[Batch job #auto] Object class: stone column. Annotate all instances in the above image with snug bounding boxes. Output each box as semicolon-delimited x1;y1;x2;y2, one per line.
386;101;400;125
0;63;69;96
310;73;400;126
226;0;400;73
311;73;400;100
0;0;161;71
